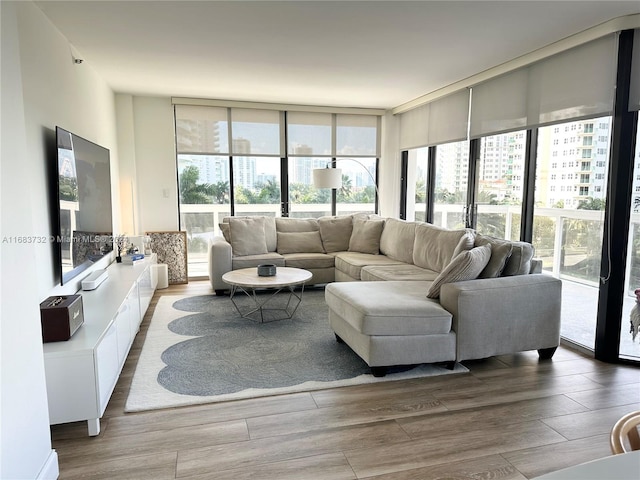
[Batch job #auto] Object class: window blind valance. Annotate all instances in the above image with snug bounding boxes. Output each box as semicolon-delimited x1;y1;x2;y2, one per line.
398;89;470;149
470;34;617;138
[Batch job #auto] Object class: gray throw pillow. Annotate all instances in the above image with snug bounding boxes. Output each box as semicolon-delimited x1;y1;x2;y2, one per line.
276;231;325;254
502;241;535;276
348;218;385;255
426;244;492;299
475;234;513;278
219;223;231;243
228;217;268;256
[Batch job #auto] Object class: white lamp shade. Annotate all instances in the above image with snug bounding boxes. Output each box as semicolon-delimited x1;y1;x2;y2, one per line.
313;168;343;189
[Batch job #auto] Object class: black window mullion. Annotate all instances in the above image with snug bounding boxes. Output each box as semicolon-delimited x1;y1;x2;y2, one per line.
228;155;235;216
280;157;289;217
399;151;408;220
520;128;538;243
467;138;480;228
426;146;436;224
595;29;638;363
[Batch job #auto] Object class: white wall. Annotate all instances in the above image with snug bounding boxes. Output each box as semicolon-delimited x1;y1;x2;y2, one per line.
1;1;120;477
15;1;120;297
130;96;179;233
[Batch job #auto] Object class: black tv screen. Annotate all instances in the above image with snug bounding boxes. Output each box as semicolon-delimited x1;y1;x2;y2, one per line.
56;127;113;284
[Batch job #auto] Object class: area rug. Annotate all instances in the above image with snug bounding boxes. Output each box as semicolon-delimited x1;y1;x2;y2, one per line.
125;289;468;412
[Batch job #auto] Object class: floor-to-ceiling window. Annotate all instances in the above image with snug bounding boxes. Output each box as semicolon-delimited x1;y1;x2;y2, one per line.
408;147;429;222
175;105;231;277
533;117;612;350
397;31;639;363
231;109;283;217
475;131;526;239
176;104;380;276
287;112;332;218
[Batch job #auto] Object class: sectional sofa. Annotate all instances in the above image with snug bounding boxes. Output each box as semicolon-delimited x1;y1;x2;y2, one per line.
209;214;562;375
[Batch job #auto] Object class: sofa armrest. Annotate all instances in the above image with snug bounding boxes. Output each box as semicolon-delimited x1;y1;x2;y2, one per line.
439;274;562;361
209;235;233;291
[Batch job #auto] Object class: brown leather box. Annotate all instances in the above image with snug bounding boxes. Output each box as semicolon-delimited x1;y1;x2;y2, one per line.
39;295;84;342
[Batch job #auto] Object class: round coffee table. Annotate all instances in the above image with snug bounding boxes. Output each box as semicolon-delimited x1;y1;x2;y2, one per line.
222;267;313;322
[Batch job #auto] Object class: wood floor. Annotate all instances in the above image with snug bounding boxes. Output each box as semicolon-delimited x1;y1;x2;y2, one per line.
51;280;640;479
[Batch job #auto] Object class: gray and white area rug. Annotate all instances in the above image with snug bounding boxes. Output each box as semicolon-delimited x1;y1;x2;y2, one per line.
125;289;468;412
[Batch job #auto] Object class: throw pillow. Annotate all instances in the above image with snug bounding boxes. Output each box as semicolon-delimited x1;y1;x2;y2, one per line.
228;217;268;256
276;231;325;254
426;244;492;299
452;229;476;258
475;234;513;278
502;241;535;276
219;223;231;243
413;223;470;272
318;216;353;252
348;218;385;255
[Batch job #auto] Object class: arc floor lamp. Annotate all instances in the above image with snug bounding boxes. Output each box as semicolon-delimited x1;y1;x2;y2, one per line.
312;159;380;214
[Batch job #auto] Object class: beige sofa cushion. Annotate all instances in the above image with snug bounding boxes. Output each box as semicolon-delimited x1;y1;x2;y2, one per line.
224;216;277;252
334;251;403;280
275;217;319;233
502;241;535;276
228;217;268;256
361;264;440;282
379;218;416;264
231;252;285;270
325;281;452;336
413;223;469;272
475;234;513;278
427;244;492;299
282;253;335;269
277;231;325;254
348;217;384;254
318;215;353;252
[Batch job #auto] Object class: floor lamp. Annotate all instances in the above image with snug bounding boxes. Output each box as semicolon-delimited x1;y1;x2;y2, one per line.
312;159;380;215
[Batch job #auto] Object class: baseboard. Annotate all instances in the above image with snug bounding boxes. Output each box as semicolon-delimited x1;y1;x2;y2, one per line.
36;450;59;480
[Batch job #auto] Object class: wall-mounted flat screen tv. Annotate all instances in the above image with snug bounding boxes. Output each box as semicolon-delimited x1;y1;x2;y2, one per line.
56;127;113;284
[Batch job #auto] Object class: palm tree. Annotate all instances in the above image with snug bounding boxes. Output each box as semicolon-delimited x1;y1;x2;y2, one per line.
178;166;214;204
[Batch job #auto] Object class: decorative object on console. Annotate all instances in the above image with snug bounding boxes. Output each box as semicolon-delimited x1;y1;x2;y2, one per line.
147;231;188;284
39;295;84;342
257;264;277;276
114;234;128;263
122;253;145;265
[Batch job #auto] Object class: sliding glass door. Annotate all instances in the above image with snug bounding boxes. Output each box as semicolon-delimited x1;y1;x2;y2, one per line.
532;117;611;350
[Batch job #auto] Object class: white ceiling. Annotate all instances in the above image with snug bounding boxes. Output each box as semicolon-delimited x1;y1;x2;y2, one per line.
36;0;640;110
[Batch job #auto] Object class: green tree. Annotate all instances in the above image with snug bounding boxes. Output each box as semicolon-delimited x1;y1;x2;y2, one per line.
415;178;426;203
337;175;353;202
577;197;606;210
179;166;214;204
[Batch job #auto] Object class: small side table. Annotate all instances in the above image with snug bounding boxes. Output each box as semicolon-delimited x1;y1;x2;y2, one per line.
222;267;313;322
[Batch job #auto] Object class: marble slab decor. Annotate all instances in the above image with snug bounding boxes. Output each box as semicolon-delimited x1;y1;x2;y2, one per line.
146;231;188;284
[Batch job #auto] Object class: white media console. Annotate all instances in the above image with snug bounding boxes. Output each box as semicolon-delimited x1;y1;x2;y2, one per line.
43;254;158;436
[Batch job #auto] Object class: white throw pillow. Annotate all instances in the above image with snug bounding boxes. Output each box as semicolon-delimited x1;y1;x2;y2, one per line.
426;244;492;299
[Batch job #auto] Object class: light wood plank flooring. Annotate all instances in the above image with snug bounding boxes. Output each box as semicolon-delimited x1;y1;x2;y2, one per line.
50;281;640;479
